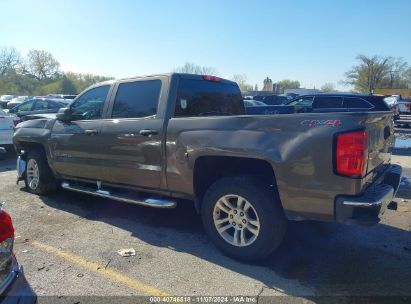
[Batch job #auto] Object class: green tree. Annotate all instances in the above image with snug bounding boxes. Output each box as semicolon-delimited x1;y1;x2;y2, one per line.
380;57;409;89
65;72;113;93
61;76;77;94
344;55;409;93
277;79;300;94
27;49;60;80
0;46;114;95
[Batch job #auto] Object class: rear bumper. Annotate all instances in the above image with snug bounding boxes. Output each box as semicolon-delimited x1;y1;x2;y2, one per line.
0;255;36;304
335;164;402;226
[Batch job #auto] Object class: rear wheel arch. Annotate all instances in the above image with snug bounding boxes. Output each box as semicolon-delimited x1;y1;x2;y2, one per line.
192;155;283;212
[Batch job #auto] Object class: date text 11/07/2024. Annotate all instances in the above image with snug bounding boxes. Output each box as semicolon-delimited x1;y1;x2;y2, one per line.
149;296;257;303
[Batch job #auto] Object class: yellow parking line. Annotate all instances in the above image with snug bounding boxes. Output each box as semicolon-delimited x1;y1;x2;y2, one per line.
32;240;170;297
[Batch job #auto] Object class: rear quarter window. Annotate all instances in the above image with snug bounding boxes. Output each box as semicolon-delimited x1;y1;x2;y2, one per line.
174;79;245;117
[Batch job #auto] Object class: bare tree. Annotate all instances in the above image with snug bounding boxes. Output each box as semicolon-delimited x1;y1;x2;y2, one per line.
174;62;217;75
27;49;60;80
232;74;253;92
321;83;336;92
387;57;409;88
0;46;21;75
345;55;393;93
406;68;411;88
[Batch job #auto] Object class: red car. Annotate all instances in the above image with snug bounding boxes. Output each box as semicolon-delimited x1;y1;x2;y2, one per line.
0;207;36;303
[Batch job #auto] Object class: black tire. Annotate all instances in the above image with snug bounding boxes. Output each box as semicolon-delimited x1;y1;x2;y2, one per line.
201;175;286;262
0;146;6;158
24;149;57;195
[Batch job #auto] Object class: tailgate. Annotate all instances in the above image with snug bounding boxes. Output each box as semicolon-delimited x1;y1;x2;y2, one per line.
366;112;394;174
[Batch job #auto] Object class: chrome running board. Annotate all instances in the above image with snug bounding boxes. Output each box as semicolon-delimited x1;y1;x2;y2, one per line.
61;182;177;208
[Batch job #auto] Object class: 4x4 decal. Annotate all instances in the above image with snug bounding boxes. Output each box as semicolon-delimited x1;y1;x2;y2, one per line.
301;119;342;127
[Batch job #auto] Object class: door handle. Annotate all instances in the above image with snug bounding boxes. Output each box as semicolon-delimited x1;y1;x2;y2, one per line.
84;129;99;136
139;129;158;137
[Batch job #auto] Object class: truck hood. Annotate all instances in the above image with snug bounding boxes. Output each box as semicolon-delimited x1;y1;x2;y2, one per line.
15;116;56;130
23;113;57;121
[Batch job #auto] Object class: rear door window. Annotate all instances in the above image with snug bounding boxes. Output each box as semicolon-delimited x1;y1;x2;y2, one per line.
33;100;49;110
312;96;343;109
17;100;35;111
111;80;161;119
174;79;245;117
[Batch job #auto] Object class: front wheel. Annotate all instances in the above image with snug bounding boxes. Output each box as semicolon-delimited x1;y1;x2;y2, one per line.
24;149;57;195
201;176;286;262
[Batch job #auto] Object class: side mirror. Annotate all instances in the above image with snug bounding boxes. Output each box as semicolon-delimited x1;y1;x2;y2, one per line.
56;107;72;122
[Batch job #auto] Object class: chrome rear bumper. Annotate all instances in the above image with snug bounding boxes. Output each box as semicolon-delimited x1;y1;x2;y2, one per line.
335;164;402;226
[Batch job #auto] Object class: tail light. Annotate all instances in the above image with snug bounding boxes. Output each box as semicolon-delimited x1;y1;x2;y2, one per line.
202;75;221;82
405;102;411;111
335;130;368;178
0;210;14;244
13;118;21;127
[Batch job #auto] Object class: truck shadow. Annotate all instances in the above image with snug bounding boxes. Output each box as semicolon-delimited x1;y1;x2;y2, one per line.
37;190;411;297
0;149;17;173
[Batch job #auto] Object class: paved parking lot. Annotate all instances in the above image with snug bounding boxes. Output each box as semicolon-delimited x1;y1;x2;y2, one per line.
0;147;410;303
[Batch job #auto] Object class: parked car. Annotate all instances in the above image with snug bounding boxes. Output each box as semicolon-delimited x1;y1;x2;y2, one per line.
6;96;32;110
398;100;411;114
0;206;36;302
246;94;394;116
46;94;77;100
9;98;70;120
383;95;400;120
287;93;394;112
390;95;411;115
0;95;16;109
243;99;267;107
14;73;401;261
251;94;288;105
262;94;289;105
252;95;266;102
0;109;19;149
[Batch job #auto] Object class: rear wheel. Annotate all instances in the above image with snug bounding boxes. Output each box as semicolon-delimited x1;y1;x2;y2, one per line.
201;176;286;261
24;150;57;195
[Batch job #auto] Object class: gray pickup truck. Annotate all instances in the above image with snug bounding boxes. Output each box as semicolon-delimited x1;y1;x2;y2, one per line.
13;73;402;261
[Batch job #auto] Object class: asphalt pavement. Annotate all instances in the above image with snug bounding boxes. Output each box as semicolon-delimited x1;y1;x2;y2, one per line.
0;140;410;303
